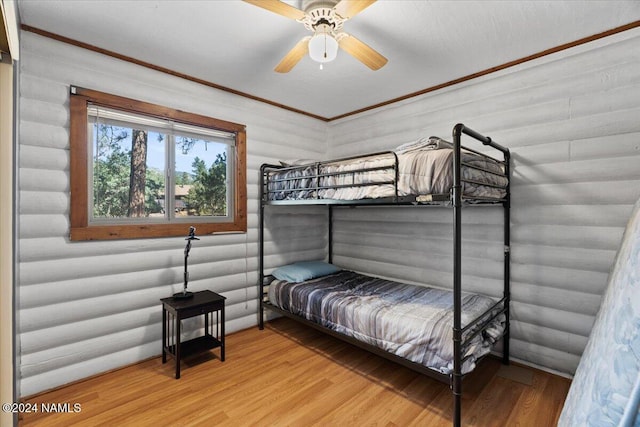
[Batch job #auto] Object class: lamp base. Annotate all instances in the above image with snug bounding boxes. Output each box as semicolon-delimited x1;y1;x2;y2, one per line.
172;291;194;299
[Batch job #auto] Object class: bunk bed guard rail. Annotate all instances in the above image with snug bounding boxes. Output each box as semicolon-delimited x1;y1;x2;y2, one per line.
260;150;400;204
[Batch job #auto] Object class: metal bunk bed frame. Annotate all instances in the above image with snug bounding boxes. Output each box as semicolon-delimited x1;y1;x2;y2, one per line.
257;123;511;427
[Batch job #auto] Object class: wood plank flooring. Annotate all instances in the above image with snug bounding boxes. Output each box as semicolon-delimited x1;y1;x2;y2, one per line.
20;318;571;426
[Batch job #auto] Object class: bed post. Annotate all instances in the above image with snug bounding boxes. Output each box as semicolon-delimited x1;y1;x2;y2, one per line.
259;164;266;330
503;151;511;365
328;205;334;264
452;123;464;427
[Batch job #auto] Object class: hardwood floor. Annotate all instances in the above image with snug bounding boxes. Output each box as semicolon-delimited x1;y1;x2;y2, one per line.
20;318;571;426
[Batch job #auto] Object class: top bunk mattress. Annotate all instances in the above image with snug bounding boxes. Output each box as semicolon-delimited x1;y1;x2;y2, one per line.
265;137;508;202
268;270;506;375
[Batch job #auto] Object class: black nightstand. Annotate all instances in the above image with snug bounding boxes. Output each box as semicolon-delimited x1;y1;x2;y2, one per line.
161;290;226;379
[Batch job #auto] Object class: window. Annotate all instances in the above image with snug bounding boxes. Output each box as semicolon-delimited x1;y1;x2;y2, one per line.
70;87;246;240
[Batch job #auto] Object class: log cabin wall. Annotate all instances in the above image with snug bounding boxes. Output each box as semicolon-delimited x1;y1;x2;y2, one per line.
15;25;640;396
17;30;328;396
326;27;640;375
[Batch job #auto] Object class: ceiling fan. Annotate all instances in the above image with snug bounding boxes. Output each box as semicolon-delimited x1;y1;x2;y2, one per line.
244;0;388;73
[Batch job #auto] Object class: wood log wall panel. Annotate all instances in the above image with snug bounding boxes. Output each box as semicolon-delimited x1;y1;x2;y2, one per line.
513;224;623;251
19;145;69;170
511;264;608;296
568;132;640;160
16;24;640;393
19;168;68;192
510;321;589;356
332;231;505;260
327;28;640;375
20;121;70;150
327;35;640;148
511;186;640;208
20;192;69;215
513;302;595;337
17;31;327;396
19;98;69;128
19;214;70;239
510;338;581;374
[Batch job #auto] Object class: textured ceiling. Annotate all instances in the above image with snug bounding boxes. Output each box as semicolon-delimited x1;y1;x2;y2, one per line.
17;0;640;120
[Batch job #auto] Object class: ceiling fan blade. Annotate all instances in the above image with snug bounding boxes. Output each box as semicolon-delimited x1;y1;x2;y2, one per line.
334;0;376;19
243;0;306;20
338;33;387;70
274;37;311;73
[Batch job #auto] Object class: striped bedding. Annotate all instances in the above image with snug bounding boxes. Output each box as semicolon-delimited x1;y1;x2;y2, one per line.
268;270;505;375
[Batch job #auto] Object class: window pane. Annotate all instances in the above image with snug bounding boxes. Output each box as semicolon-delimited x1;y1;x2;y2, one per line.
174;136;229;218
91;122;166;220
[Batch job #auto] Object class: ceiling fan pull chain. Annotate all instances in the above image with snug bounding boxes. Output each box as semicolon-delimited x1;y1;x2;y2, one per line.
324;30;328;59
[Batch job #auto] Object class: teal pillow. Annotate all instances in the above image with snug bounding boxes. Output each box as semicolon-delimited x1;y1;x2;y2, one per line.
272;261;341;283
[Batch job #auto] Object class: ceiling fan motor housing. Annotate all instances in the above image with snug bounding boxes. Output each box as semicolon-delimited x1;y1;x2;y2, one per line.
300;0;340;13
301;1;345;32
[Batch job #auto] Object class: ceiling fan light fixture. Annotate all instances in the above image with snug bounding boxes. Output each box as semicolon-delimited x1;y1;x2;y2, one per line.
308;27;338;63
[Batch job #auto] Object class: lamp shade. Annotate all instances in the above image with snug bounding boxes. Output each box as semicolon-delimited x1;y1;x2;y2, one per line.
308;31;339;63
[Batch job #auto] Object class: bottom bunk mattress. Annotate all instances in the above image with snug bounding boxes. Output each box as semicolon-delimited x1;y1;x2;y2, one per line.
268;270;505;375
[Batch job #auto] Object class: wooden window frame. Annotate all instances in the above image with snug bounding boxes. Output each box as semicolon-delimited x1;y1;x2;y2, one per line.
69;86;247;241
